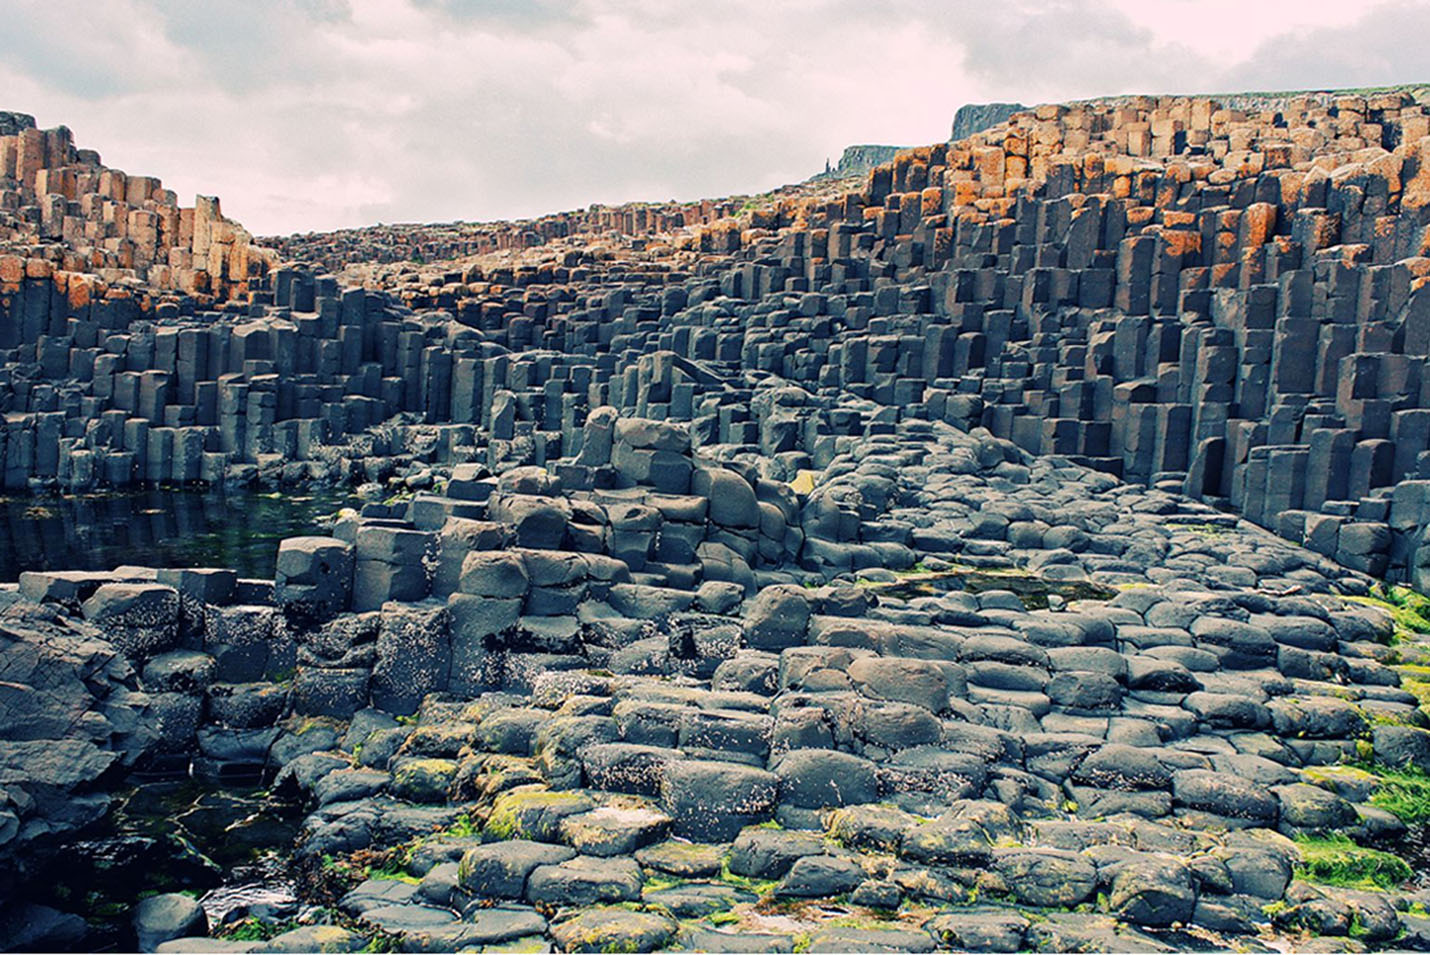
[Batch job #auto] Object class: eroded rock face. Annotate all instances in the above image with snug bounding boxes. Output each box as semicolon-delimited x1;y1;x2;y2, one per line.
951;102;1026;141
0;599;156;899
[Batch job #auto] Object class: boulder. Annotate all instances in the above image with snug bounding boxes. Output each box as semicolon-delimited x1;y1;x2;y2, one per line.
458;551;530;599
132;892;208;953
457;840;575;898
659;759;779;840
993;848;1097;907
743;585;811;651
81;583;180;661
772;748;879;808
524;855;643;906
1108;859;1195;927
549;906;678;954
274;536;354;623
695;467;759;529
370;601;450;715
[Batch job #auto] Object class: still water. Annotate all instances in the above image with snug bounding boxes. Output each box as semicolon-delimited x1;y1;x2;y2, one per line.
0;486;358;581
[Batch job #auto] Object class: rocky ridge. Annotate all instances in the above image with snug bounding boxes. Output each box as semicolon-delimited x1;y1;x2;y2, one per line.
810;145;908;183
951;103;1026;142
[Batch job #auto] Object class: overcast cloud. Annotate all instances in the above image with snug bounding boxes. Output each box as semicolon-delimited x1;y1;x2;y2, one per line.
1;0;1422;235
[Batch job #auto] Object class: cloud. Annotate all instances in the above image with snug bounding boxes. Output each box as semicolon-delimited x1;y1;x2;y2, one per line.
1221;0;1430;94
2;0;1426;235
953;0;1202;101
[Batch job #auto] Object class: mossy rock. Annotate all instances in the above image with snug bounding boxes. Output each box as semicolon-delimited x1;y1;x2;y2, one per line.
1294;834;1412;890
484;786;595;842
390;758;458;803
1302;765;1380;802
634;840;727;879
549;906;677;953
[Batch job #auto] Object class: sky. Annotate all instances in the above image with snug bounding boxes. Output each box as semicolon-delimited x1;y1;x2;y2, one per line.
1;0;1425;236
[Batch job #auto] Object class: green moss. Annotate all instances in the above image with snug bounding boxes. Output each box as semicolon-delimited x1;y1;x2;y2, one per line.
484;812;517;841
1370;709;1423;728
1368;762;1430;823
1304;764;1379;788
641;874;685;892
360;932;401;953
1401;677;1430;712
444;812;479;839
366;859;420;884
1261;900;1290;918
1346;585;1430;644
717;861;778;898
218;917;300;942
221;919;273;942
1294;834;1412;890
484;789;588;841
827;914;902;930
485;940;550;954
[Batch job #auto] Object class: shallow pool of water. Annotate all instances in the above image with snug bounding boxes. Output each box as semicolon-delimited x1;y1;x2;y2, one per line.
0;486;358;581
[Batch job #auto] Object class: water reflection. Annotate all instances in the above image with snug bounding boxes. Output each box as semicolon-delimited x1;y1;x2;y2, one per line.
0;486;357;581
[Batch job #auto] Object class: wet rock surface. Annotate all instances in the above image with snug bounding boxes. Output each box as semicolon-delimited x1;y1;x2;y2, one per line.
5;414;1430;951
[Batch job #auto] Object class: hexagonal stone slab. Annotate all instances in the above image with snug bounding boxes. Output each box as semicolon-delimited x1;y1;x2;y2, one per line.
634;839;727;878
458;840;575;898
557;804;672;856
525;855;643;906
548;906;677;953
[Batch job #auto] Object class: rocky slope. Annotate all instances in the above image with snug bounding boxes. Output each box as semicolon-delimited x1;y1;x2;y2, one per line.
4;87;1430;952
0;110;270;305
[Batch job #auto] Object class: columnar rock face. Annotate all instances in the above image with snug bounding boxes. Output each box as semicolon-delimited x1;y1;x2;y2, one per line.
951;102;1026;141
250;88;1430;589
11;92;1430;585
12;89;1430;953
0;111;269;302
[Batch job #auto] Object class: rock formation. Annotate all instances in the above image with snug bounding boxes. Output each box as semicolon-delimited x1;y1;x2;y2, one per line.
5;88;1430;952
950;102;1026;141
0;112;270;304
810;144;907;182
